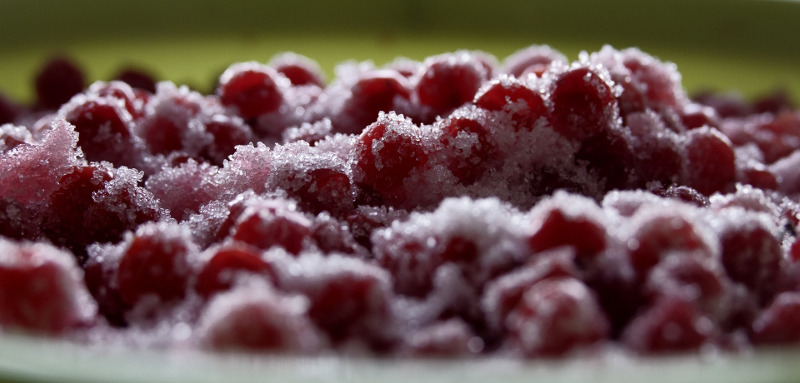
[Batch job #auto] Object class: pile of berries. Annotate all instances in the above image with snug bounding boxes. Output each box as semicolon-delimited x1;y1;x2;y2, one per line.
1;45;799;358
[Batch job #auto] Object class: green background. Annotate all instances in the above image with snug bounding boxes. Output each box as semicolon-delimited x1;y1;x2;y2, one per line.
1;0;799;102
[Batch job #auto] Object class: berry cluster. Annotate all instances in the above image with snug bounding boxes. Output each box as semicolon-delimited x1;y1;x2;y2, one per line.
1;46;799;358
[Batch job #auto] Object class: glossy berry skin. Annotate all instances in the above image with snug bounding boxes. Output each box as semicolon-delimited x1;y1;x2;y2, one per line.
218;63;285;119
415;53;489;122
685;128;737;195
550;67;617;141
337;71;411;134
351;114;428;205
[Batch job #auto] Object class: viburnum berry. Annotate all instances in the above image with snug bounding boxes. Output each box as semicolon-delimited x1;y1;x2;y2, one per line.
217;62;287;119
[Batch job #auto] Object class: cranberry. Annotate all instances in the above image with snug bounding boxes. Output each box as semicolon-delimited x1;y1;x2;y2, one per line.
195;245;276;298
336;71;411;134
0;240;96;334
198;284;321;352
217;62;285;119
528;208;606;259
506;278;609;357
628;213;710;278
113;67;158;93
474;76;548;131
751;292;800;345
550;67;617;141
644;253;726;317
438;114;494;184
351;113;429;205
402;319;483;356
35;56;85;110
621;296;717;354
482;249;579;333
287;255;394;346
87;81;147;120
680;103;720;130
685;128;737;195
272;166;354;216
44;164;163;261
270;53;325;87
116;224;194;305
719;221;782;303
502;45;566;78
415;53;489;122
231;201;313;255
62;96;138;166
200;114;254;165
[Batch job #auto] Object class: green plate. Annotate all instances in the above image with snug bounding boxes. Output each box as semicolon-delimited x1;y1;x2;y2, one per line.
1;0;800;382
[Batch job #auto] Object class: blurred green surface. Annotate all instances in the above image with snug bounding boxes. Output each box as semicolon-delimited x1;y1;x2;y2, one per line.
0;0;799;102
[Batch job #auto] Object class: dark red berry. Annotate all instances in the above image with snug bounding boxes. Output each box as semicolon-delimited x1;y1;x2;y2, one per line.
35;56;85;110
231;201;313;255
506;278;609;357
218;63;285;119
116;225;194;305
621;296;716;354
550;67;617;141
195;245;275;298
114;67;157;93
351;114;428;205
415;53;489;122
336;71;411;134
474;76;548;131
685;128;736;195
751;292;800;345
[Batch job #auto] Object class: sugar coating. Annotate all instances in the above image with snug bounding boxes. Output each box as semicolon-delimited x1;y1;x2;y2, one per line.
0;46;800;358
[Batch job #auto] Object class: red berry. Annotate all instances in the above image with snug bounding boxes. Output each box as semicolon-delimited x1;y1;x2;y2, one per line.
198;283;321;352
474;76;548;131
218;62;286;119
35;56;85;110
506;278;609;357
116;224;194;305
0;239;96;334
621;296;716;354
550;67;618;141
270;53;325;87
44;164;163;261
415;53;489;122
62;96;137;166
113;67;157;93
502;45;566;78
336;71;411;134
287;255;394;345
438;114;494;184
528;208;606;259
719;221;782;302
684;128;737;195
628;213;710;277
231;200;313;255
751;292;800;345
351;113;429;205
195;245;275;298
